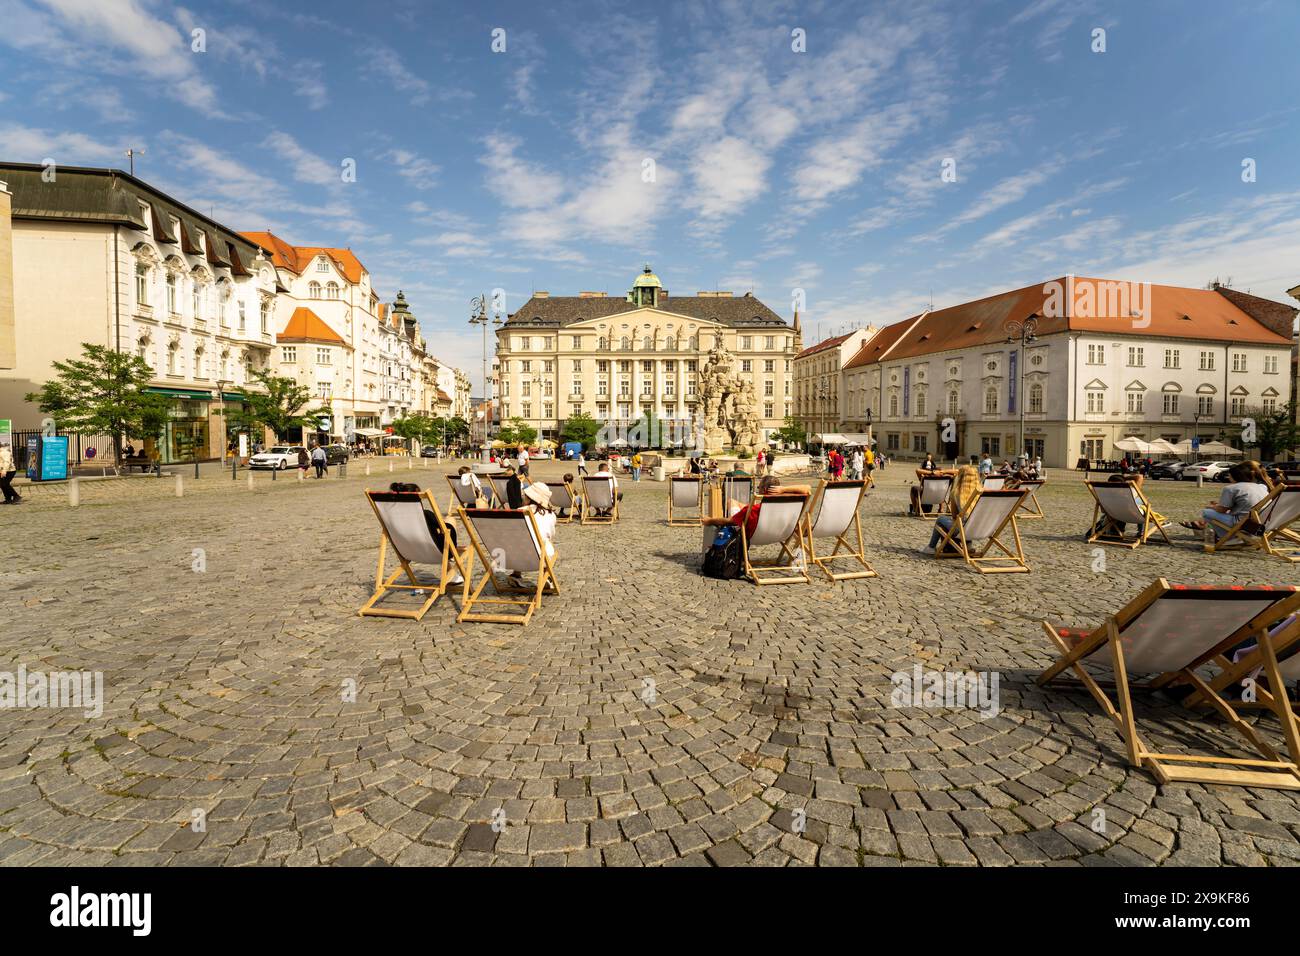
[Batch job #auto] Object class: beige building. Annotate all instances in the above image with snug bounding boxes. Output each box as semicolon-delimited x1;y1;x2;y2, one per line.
1;163;278;463
495;266;800;444
793;326;878;438
842;277;1296;468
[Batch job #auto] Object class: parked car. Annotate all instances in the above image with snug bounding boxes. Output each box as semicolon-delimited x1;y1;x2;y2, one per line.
249;445;304;470
420;445;440;458
323;443;350;465
1181;460;1234;481
1147;461;1186;480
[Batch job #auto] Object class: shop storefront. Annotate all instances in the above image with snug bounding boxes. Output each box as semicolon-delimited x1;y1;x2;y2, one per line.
144;387;215;464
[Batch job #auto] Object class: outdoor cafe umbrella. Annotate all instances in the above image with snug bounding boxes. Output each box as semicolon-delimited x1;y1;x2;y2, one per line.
1198;440;1242;456
1113;436;1154;454
1147;438;1179;455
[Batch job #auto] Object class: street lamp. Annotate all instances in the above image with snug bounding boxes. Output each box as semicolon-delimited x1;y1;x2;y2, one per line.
469;293;502;456
532;373;544;447
1004;312;1039;462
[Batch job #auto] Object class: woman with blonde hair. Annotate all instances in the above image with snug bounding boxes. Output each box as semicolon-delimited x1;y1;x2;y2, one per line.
925;464;981;553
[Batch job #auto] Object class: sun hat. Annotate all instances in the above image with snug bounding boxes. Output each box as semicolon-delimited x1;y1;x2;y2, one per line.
522;481;553;509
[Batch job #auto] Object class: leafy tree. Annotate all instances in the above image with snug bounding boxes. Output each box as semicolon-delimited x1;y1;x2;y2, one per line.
772;415;807;448
25;343;171;463
560;411;601;449
628;408;663;448
391;412;437;449
496;417;537;446
228;368;328;442
1240;403;1300;460
445;416;470;444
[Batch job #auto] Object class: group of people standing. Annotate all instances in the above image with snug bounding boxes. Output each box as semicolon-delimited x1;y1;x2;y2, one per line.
826;445;879;485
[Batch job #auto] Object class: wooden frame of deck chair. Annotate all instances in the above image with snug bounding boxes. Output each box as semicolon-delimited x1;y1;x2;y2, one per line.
1185;607;1300;717
1204;485;1300;563
1036;580;1300;790
544;480;580;524
446;473;486;515
934;488;1029;573
1085;480;1171;549
1015;479;1046;519
359;489;471;621
722;474;754;515
667;474;704;526
487;473;513;509
914;473;953;517
803;480;876;582
580;475;619;524
982;475;1007;491
457;508;559;625
741;491;811;585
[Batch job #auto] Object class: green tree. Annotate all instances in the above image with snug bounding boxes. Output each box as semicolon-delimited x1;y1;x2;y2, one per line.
496;417;537;446
772;415;807;448
1240;403;1300;461
229;368;328;442
560;411;601;449
446;416;470;444
24;343;171;463
391;412;437;450
629;408;663;448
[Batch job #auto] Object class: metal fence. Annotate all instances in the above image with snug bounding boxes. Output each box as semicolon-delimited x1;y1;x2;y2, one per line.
11;430;117;470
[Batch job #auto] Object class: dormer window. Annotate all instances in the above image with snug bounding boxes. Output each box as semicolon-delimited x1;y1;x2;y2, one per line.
316;259;329;273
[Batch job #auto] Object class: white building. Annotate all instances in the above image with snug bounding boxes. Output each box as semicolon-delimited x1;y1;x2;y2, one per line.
842;276;1296;468
792;326;878;438
0;163;278;462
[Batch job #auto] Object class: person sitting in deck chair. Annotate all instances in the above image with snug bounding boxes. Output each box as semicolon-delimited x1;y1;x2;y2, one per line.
1091;472;1165;540
910;467;955;516
702;475;812;539
589;462;621;517
457;465;485;505
1179;460;1270;539
923;465;980;553
389;482;463;584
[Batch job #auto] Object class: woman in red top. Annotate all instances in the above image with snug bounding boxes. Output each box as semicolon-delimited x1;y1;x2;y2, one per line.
704;476;811;538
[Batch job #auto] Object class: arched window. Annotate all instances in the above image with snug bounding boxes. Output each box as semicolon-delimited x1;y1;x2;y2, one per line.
915;390;927;417
985;387;998;414
643;336;654;351
947;390;959;415
308;281;321;298
689;335;699;350
1029;383;1044;414
597;336;608;351
620;336;630;350
889;394;899;417
326;282;340;300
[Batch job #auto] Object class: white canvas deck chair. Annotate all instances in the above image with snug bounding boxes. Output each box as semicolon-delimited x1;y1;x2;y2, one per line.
722;475;754;513
457;508;559;626
934;488;1029;573
1015;479;1045;519
359;489;470;621
916;474;952;517
1037;580;1300;790
1205;485;1300;562
446;474;485;514
488;474;513;509
1085;480;1170;548
982;476;1006;491
803;480;875;582
545;480;579;523
668;474;704;525
741;492;810;585
581;475;619;524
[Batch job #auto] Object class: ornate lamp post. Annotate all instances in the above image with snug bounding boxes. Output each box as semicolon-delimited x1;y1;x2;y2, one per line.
1004;312;1039;461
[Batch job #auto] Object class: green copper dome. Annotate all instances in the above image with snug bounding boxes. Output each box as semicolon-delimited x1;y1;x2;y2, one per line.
632;264;661;288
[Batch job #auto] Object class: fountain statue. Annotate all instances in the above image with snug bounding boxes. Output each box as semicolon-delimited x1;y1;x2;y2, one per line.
696;340;763;455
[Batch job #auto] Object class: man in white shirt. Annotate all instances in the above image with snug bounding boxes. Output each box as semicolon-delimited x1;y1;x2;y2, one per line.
516;446;529;478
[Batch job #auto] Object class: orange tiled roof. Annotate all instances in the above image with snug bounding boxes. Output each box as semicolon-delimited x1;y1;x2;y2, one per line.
796;331;853;360
279;307;348;346
436;389;452;402
848;277;1293;367
241;230;368;286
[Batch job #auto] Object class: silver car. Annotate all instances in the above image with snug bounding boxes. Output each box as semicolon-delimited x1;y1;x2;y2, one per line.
249;445;304;470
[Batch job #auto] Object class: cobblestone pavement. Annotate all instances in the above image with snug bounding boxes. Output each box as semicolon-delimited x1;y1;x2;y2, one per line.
2;462;1299;867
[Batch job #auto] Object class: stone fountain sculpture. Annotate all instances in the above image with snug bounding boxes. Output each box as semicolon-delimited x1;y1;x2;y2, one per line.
697;340;764;455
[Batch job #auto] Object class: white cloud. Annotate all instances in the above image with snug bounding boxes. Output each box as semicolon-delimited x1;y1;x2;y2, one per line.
0;123;125;165
262;131;337;187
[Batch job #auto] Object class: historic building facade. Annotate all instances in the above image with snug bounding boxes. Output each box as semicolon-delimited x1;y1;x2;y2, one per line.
792;326;878;438
1;163;278;462
494;267;800;444
843;277;1296;468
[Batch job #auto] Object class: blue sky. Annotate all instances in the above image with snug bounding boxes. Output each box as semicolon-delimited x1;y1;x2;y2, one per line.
2;0;1299;391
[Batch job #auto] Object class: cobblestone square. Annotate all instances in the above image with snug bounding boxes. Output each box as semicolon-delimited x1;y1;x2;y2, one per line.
2;463;1299;867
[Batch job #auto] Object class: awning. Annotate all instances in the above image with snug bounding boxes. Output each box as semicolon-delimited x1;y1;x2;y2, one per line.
841;433;873;444
812;433;848;444
353;427;384;437
220;391;247;402
145;386;213;401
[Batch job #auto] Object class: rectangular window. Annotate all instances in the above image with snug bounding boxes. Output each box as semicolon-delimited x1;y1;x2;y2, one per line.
1127;347;1143;367
1164;349;1180;369
1199;351;1215;371
1087;344;1105;364
572;359;582;371
521;360;531;373
1264;355;1278;374
316;347;330;365
764;359;775;372
1232;353;1246;372
572;337;581;349
282;346;297;363
741;360;752;373
765;336;775;350
1127;391;1144;414
1198;396;1213;416
1086;391;1103;413
316;382;331;399
135;265;149;307
740;336;752;350
912;434;927;453
597;380;608;396
597;360;609;373
260;301;269;333
1263;397;1277;414
1163;393;1179;415
571;378;582;396
1230;397;1245;416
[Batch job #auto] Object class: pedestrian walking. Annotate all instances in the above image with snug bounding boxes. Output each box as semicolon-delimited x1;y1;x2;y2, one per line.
631;451;643;481
516;445;529;478
850;447;864;481
577;451;588;476
0;442;21;504
311;444;327;478
756;449;766;476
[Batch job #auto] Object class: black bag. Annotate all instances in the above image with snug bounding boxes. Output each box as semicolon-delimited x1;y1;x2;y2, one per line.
701;535;744;580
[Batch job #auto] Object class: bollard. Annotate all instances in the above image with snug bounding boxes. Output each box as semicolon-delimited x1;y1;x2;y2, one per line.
298;467;304;482
421;457;427;469
1197;473;1203;489
68;477;80;508
407;456;412;470
365;462;371;476
175;473;184;497
231;459;237;481
389;459;393;473
247;471;254;490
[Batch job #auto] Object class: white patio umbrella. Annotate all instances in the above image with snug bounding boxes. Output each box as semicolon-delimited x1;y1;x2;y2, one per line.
1168;439;1194;454
1147;438;1179;455
1198;440;1242;456
1113;436;1153;454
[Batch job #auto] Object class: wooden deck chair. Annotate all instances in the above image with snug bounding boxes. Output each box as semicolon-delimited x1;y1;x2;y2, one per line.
668;474;704;525
446;474;485;514
457;508;559;626
982;475;1007;491
1015;479;1045;518
1085;480;1171;548
544;480;579;523
1205;485;1300;562
934;488;1029;573
803;480;876;582
1186;611;1300;713
1036;580;1300;790
581;475;619;524
488;474;513;509
722;475;754;514
741;492;810;585
359;489;470;621
916;474;952;517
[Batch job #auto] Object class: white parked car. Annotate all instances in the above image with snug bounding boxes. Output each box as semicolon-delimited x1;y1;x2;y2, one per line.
249;445;304;470
1180;460;1233;481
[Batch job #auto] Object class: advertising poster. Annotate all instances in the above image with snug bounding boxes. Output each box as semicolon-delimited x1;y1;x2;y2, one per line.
38;435;69;481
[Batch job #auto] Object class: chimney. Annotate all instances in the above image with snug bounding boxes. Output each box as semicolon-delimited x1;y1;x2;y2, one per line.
578;291;607;298
534;291;549;299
